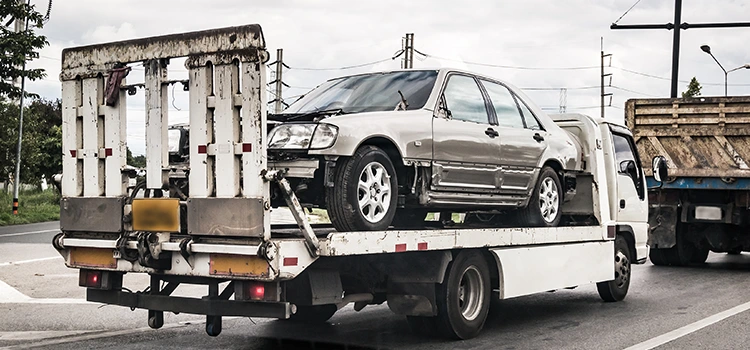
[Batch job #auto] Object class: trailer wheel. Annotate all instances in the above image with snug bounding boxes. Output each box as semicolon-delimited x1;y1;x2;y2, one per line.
518;166;562;227
597;236;631;302
288;304;337;323
433;250;491;339
326;145;399;232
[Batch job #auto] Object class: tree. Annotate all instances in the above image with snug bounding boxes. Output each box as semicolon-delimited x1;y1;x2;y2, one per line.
682;77;702;98
127;148;146;168
0;98;61;187
0;0;49;99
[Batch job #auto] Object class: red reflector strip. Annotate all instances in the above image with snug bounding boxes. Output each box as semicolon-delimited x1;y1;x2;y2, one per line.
395;243;407;252
607;225;616;239
418;242;428;250
104;148;113;157
69;150;77;157
197;145;207;154
283;257;298;266
242;143;252;152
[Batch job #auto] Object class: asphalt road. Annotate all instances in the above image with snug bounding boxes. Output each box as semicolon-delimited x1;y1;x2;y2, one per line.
2;222;750;350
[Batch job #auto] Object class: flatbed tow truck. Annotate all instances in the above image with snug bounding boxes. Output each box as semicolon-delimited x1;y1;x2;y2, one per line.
53;24;652;339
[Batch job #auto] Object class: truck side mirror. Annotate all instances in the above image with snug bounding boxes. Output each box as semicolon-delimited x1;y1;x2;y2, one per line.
652;156;668;183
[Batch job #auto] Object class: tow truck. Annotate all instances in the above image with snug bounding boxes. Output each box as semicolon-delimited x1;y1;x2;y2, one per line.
54;24;653;339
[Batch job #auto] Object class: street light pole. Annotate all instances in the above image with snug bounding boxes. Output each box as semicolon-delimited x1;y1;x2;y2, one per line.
700;45;728;96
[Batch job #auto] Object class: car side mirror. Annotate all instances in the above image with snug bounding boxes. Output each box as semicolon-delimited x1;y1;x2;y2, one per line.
652;156;668;183
620;160;638;181
436;96;452;119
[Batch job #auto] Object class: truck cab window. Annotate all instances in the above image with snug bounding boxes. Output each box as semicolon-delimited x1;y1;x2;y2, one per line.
612;133;644;199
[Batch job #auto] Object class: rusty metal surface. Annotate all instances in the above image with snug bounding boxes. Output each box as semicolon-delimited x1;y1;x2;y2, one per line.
626;97;750;178
186;197;264;237
61;24;266;79
60;197;124;233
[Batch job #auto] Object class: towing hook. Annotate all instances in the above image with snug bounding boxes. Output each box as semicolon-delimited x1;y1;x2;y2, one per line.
52;232;66;251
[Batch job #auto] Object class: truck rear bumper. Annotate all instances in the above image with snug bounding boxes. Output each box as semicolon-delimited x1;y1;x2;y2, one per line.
87;289;293;319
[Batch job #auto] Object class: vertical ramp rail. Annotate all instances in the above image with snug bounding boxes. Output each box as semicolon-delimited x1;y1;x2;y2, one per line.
58;25;270;238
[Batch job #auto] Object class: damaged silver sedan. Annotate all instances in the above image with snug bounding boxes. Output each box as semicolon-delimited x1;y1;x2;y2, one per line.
267;68;583;232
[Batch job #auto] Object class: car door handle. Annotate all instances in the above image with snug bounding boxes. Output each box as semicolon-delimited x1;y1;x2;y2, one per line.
533;133;545;142
485;128;499;138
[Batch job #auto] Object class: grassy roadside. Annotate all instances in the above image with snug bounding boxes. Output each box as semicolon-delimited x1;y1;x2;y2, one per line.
0;189;60;226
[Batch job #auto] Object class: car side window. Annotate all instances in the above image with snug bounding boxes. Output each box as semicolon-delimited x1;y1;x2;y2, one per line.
442;75;490;124
480;80;525;129
612;133;645;199
517;99;542;130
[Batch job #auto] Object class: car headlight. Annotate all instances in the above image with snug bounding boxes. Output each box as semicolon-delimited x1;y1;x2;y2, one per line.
268;124;338;150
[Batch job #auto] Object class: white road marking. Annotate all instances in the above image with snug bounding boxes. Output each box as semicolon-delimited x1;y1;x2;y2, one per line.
0;319;206;350
0;279;87;305
0;256;62;267
624;300;750;350
0;229;58;238
0;331;96;341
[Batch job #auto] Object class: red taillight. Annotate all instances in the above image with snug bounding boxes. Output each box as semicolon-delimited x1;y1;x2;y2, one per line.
250;284;265;301
197;145;207;154
79;270;102;288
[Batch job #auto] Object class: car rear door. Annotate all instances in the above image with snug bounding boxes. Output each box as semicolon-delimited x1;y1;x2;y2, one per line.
432;73;503;192
479;80;547;194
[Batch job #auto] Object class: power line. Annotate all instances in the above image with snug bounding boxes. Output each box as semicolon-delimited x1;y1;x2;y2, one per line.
610;85;657;97
420;52;599;70
613;0;642;25
612;66;750;86
287;57;393;71
521;86;599;91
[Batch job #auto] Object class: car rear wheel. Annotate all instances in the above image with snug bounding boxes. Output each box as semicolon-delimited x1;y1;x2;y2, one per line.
518;166;562;227
326;145;399;232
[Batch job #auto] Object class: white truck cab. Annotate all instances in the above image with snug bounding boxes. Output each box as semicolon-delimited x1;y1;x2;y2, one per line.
53;25;649;340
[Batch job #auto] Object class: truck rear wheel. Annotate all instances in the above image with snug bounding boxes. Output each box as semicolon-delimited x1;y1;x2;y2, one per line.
597;236;631;302
433;250;491;339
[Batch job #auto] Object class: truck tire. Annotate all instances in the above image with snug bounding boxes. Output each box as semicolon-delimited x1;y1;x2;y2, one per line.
597;236;631;302
518;166;562;227
649;248;670;266
690;247;709;264
287;304;337;323
433;250;491;339
649;224;696;266
392;209;428;229
326;145;399;232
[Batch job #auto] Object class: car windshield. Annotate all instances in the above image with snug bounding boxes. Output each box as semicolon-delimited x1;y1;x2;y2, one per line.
283;70;438;114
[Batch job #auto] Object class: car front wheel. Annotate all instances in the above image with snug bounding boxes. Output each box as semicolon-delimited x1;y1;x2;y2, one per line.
518;166;562;227
326;145;399;232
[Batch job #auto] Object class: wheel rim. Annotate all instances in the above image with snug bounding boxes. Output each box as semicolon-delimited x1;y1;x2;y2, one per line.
538;177;559;223
614;249;630;288
357;162;392;223
457;266;484;321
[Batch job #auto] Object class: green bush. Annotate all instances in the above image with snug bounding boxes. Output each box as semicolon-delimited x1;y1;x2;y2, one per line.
0;188;59;225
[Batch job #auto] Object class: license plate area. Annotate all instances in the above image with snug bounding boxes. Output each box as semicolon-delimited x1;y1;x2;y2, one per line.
210;254;269;278
132;198;180;232
69;247;117;269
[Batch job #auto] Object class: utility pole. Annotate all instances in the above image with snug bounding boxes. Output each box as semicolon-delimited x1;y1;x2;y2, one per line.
402;33;414;69
601;38;612;119
558;88;567;114
611;0;750;97
268;48;289;114
11;0;30;215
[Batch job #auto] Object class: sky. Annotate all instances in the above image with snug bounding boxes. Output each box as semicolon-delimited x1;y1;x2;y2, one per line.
22;0;750;155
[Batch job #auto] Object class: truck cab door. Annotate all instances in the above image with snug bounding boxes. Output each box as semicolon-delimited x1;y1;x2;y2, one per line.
611;132;649;259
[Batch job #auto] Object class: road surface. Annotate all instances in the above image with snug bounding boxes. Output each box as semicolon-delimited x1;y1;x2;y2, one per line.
1;220;749;350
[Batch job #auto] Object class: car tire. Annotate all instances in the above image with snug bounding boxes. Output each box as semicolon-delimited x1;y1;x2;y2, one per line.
392;209;429;229
518;166;562;227
596;235;631;302
326;145;399;232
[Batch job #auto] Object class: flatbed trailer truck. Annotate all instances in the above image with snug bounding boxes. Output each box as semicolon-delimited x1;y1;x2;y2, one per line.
627;97;750;265
53;25;650;339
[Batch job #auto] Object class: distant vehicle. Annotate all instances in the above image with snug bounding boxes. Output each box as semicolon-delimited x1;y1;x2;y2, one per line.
628;96;750;265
